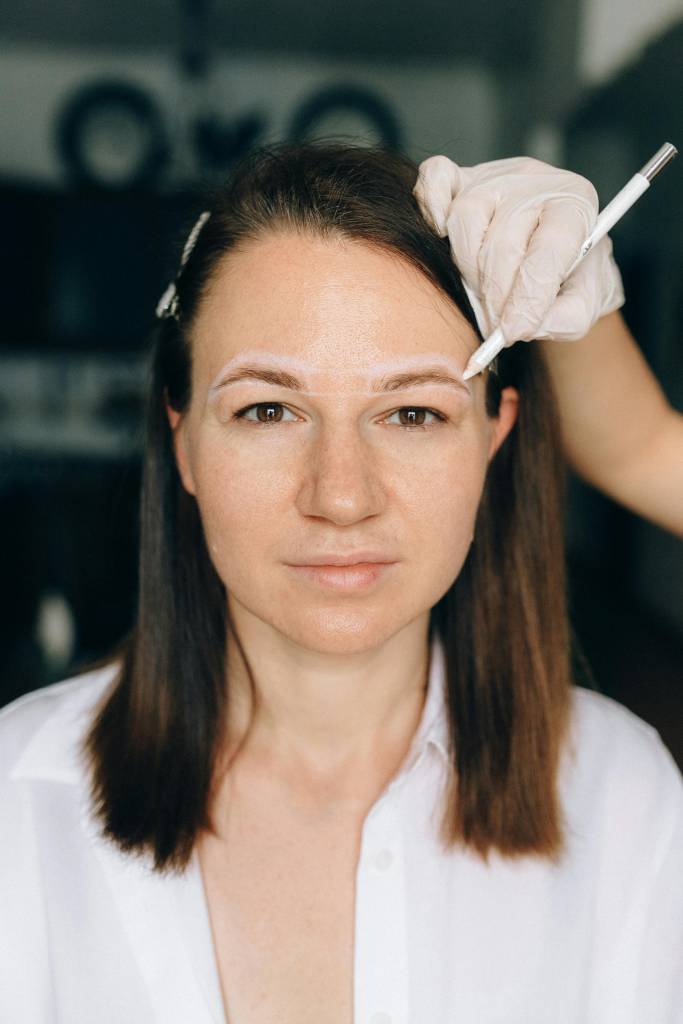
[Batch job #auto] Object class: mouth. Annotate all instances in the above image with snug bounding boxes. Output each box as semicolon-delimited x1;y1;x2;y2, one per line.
285;561;397;591
288;552;397;566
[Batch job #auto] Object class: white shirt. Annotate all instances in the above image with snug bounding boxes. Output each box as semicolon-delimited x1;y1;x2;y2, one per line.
1;635;682;1024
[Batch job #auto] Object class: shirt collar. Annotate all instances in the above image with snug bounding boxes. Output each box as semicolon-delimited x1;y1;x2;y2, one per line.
11;632;451;785
408;629;450;765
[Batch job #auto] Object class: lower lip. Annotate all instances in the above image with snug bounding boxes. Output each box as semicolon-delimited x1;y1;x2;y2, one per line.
287;562;396;590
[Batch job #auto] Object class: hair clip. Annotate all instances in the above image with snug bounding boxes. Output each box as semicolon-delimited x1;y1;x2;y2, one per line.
179;210;211;269
155;281;180;320
155;210;211;321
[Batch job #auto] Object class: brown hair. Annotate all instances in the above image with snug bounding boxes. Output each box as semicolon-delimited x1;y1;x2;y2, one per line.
81;140;572;875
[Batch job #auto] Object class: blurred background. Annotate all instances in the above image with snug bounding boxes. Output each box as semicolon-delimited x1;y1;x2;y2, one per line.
0;0;681;764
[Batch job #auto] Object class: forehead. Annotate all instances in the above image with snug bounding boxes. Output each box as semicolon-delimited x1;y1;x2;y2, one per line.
191;230;479;378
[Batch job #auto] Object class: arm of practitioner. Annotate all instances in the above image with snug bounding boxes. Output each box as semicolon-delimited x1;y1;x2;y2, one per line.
413;154;683;538
541;310;683;538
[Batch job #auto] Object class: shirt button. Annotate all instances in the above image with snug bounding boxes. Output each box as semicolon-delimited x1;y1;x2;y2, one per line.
369;1014;392;1024
373;848;394;871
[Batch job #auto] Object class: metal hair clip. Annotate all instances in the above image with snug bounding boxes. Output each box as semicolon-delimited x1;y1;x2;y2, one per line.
155;210;211;321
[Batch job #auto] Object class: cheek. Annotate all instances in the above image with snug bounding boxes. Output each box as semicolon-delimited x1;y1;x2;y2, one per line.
190;433;296;582
392;426;489;585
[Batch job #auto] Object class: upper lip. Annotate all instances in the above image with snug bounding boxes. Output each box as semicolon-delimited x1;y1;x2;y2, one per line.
288;552;397;566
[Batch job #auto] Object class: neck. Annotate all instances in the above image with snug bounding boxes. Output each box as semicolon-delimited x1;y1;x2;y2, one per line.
220;607;432;802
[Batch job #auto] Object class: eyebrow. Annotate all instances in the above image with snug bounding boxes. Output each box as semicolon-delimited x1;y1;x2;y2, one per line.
209;364;471;397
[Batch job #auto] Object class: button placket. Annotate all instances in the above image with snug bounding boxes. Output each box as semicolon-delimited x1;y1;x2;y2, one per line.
372;848;394;872
353;798;410;1024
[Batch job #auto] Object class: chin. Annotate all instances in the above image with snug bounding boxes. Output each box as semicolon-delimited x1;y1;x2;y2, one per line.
271;604;419;656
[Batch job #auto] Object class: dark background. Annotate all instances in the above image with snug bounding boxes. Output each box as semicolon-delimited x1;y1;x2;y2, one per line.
0;0;681;766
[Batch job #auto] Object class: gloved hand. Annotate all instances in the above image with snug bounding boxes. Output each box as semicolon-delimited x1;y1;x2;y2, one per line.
413;154;625;346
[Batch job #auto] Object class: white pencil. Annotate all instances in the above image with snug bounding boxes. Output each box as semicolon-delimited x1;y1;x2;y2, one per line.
462;141;678;381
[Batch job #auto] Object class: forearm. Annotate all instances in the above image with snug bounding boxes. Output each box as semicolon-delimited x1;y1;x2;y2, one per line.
539;310;683;538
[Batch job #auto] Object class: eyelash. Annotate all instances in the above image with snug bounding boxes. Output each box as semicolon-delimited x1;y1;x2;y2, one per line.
231;402;447;431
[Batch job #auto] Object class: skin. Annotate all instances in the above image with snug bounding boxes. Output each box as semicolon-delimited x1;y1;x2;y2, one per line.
167;230;518;810
540;309;683;539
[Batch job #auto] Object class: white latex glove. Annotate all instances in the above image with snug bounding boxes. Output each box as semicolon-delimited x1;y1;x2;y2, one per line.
412;155;625;346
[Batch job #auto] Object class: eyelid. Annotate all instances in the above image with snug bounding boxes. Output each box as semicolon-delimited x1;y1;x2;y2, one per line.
212;379;470;401
218;384;466;411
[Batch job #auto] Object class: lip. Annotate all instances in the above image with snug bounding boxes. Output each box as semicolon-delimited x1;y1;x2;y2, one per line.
288;552;396;566
286;562;396;591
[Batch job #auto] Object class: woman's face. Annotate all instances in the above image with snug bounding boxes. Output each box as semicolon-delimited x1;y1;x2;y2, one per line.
169;231;518;654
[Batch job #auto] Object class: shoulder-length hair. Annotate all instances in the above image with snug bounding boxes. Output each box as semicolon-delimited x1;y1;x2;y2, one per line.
81;140;572;875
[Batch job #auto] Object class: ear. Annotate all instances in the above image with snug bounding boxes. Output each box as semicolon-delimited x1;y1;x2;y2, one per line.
487;385;519;462
165;395;197;496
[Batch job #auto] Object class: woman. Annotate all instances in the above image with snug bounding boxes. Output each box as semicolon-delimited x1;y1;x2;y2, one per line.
0;141;681;1024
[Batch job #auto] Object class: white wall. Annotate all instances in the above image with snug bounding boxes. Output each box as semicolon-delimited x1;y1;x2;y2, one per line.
0;44;499;186
577;0;681;84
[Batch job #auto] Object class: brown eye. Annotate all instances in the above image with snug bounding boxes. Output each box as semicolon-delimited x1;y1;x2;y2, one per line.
231;403;445;430
234;402;296;425
388;407;445;429
255;403;283;423
399;408;426;427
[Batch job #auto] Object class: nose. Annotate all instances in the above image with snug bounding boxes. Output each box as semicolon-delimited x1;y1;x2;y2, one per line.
296;424;384;525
